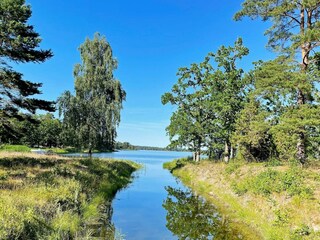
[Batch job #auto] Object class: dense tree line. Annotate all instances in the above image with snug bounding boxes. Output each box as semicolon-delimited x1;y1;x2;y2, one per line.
0;113;62;147
163;0;320;164
115;141;185;151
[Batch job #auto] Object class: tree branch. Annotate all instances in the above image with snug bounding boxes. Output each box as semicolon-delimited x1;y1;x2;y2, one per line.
282;12;301;25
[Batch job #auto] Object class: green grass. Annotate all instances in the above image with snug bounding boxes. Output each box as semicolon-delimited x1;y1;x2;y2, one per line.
232;167;313;198
165;159;320;240
0;152;140;239
0;144;31;152
163;156;192;171
44;147;112;154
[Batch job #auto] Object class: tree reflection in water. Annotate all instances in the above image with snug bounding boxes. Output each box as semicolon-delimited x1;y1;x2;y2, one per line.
163;186;243;240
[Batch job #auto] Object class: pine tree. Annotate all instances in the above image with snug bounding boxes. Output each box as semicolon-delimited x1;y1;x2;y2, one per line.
235;0;320;163
0;0;54;141
244;57;320;162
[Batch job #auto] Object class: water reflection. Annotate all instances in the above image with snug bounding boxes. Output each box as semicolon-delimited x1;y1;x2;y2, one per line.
163;186;243;240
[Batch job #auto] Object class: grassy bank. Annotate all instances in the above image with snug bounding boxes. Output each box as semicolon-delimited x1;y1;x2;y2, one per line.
0;144;31;152
0;144;112;154
164;159;320;240
0;152;140;239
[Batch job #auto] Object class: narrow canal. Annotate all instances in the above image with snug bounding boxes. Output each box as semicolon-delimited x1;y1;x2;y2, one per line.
89;150;241;240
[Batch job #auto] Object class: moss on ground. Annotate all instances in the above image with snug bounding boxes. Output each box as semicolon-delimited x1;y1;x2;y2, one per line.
164;159;320;240
0;152;140;239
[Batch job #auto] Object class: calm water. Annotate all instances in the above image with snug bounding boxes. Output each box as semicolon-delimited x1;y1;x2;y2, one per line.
79;150;241;240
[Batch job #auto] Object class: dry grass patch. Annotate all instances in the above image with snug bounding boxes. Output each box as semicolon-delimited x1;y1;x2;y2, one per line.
0;152;140;239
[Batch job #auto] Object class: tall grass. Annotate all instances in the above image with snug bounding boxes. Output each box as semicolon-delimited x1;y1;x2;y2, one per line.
0;152;140;239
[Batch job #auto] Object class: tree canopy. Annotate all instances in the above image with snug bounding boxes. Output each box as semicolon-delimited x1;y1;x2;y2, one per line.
234;0;320;163
162;39;248;161
0;0;54;141
58;33;125;153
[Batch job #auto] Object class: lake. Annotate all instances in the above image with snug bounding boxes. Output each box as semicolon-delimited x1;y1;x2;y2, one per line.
82;150;242;240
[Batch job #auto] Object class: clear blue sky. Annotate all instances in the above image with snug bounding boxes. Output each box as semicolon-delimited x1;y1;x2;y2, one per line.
18;0;275;147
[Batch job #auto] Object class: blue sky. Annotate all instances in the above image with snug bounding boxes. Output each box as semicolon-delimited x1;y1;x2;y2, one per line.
18;0;275;147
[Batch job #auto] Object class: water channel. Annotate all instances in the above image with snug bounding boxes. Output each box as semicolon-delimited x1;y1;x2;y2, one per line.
85;150;242;239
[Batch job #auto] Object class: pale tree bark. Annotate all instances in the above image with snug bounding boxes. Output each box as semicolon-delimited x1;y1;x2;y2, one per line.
224;141;230;163
195;151;200;162
230;147;234;160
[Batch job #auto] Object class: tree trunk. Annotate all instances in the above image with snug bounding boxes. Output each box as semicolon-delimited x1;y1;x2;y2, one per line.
296;7;308;164
194;138;201;162
297;89;306;164
224;141;230;163
230;146;234;160
195;151;200;162
88;148;92;158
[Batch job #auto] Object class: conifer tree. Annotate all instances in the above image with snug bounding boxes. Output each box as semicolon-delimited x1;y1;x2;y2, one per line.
235;0;320;163
0;0;54;140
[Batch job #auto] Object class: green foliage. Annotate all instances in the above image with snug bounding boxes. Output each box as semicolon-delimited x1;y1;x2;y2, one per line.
235;0;320;164
232;54;320;163
232;98;274;162
0;113;65;148
232;168;313;198
234;0;320;54
270;105;320;161
264;157;282;167
58;33;125;152
0;0;55;140
162;38;249;161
